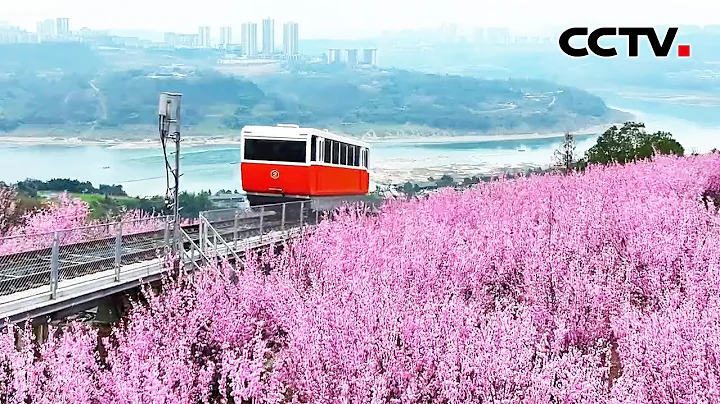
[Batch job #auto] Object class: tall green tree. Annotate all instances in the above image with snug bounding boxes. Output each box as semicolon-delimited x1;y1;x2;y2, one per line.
583;121;684;166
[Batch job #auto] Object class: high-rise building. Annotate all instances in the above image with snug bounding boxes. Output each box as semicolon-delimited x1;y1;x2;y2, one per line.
345;49;359;66
219;26;233;48
56;18;69;36
282;22;299;56
327;48;342;64
262;18;274;54
361;48;377;66
36;19;55;42
198;26;211;47
241;22;258;56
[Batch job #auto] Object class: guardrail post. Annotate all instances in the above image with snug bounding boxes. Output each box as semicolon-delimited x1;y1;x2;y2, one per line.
213;232;218;259
259;206;265;241
163;217;170;252
50;232;59;299
233;210;239;248
198;215;205;254
204;217;209;254
114;222;122;281
315;207;319;225
281;203;286;231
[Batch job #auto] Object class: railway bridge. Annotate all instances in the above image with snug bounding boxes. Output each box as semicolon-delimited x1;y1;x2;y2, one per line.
0;199;370;327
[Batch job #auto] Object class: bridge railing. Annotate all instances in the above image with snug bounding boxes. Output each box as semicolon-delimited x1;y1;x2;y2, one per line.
198;200;317;250
0;216;172;303
0;195;385;315
0;200;331;306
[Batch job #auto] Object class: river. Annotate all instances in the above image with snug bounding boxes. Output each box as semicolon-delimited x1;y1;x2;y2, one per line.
0;92;718;197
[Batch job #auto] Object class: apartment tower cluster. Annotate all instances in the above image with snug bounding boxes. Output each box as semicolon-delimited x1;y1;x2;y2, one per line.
327;48;378;67
165;18;299;58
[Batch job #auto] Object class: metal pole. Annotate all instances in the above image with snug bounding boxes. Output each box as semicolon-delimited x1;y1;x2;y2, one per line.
281;203;286;231
203;217;209;252
233;210;239;247
213;232;218;259
159;92;182;256
259;206;265;240
198;215;204;253
163;217;170;251
300;201;305;228
114;222;122;281
173;131;181;253
50;232;59;299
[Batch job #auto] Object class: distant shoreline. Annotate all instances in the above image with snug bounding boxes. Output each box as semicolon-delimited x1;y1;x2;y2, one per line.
0;119;629;149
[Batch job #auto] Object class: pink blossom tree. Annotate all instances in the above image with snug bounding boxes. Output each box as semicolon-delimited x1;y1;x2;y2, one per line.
1;154;720;401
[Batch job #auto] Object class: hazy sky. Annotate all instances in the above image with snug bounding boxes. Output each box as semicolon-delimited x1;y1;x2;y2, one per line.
4;0;720;38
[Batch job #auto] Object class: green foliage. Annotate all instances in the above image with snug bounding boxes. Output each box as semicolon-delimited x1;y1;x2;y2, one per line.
582;122;685;167
80;191;214;220
9;178;217;220
15;178;127;198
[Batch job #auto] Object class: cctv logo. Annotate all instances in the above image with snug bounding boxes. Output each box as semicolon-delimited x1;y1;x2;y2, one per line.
559;27;691;58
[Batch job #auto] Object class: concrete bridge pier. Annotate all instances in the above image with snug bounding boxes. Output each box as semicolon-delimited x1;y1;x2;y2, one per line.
33;322;48;345
93;294;132;338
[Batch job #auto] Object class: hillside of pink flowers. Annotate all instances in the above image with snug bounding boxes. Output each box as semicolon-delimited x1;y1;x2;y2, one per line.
2;154;720;402
0;191;194;255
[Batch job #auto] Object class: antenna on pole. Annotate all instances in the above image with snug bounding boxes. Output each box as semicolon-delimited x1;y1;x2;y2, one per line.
158;92;182;254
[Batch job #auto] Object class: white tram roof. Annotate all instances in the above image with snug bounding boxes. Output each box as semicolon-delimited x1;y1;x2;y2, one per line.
241;124;370;148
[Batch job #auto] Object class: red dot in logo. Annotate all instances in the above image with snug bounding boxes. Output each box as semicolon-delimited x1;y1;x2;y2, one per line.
678;45;691;57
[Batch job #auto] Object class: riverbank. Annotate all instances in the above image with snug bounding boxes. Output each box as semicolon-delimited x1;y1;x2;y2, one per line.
0;120;628;149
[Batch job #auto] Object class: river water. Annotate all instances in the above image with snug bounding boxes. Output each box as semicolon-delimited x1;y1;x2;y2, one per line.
1;93;718;197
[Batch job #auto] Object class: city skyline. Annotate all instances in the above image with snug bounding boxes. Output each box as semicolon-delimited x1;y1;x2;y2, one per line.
4;0;720;40
1;16;305;50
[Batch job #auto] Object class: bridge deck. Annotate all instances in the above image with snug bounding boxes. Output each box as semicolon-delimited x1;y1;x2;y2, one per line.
0;226;304;323
0;200;319;324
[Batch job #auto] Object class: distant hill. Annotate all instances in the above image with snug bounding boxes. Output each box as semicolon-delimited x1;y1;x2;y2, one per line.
0;64;629;137
0;43;104;74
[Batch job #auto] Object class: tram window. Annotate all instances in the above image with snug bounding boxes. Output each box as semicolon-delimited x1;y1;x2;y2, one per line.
310;135;317;161
365;149;369;167
354;146;360;166
243;139;306;163
349;146;355;166
324;139;331;163
340;143;347;165
332;141;340;164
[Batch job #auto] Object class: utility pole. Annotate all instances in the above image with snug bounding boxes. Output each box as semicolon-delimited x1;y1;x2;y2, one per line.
158;93;182;254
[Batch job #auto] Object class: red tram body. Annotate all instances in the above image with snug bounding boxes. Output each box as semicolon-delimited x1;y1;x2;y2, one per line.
240;124;370;204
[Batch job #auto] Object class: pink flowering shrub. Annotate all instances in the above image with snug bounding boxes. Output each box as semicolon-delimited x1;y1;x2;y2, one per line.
1;154;720;402
0;193;196;255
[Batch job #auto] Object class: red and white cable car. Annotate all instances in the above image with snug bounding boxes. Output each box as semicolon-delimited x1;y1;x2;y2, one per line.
240;124;370;205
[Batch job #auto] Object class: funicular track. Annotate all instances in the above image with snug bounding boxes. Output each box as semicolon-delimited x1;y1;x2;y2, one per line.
0;202;319;298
